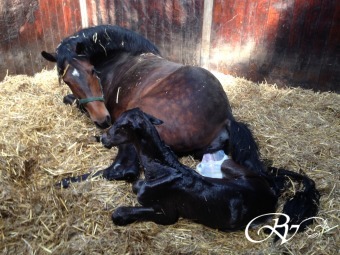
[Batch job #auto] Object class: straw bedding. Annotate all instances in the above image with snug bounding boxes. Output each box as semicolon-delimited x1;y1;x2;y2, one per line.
0;69;338;254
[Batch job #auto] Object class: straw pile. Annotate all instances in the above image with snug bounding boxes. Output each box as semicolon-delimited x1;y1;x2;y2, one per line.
0;69;338;254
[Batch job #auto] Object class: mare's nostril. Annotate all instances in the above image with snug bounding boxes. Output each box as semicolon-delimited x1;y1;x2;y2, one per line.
94;116;111;129
106;115;112;125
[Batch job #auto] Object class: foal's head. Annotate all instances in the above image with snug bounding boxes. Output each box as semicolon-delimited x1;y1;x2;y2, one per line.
41;51;111;129
101;108;163;149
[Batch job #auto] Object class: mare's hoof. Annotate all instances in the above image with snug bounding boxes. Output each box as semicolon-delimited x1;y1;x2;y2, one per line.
63;94;77;105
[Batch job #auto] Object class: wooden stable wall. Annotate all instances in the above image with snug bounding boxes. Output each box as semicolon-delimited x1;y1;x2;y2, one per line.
210;0;339;92
0;0;82;77
0;0;339;92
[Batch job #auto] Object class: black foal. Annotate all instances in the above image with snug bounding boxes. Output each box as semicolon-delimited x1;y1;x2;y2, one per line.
101;108;320;232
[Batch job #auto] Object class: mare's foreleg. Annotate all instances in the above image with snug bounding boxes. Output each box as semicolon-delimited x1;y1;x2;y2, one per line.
112;206;178;226
63;94;86;113
63;94;76;105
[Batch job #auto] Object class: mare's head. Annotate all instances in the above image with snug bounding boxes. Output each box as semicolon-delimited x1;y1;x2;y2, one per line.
41;48;111;129
101;108;163;149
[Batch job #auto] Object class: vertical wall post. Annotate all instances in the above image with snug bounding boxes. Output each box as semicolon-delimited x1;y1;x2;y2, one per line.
201;0;214;69
79;0;89;28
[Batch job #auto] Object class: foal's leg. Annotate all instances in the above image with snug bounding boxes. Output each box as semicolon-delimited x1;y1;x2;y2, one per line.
112;206;178;226
133;171;181;193
102;143;140;181
135;174;182;206
56;143;140;188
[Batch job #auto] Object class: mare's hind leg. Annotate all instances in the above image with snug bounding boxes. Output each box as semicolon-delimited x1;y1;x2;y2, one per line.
102;143;140;182
112;206;178;226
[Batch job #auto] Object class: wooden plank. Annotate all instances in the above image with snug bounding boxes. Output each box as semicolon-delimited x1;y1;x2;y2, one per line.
0;0;19;76
297;0;325;89
291;0;319;85
40;0;56;49
273;0;295;65
263;0;296;85
234;0;257;76
87;0;98;26
260;0;283;75
162;0;174;57
146;0;163;49
72;0;82;32
248;0;271;80
18;4;41;75
318;0;340;91
106;0;116;24
64;0;81;33
79;0;89;28
100;0;109;24
210;0;237;71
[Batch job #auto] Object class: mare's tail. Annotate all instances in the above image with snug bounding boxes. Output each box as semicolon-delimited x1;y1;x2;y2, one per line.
227;119;264;174
268;167;320;238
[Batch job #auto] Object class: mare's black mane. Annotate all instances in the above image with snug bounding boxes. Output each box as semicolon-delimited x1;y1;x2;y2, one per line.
56;25;161;69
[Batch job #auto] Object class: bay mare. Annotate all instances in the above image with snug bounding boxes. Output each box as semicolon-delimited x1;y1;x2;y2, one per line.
42;25;264;185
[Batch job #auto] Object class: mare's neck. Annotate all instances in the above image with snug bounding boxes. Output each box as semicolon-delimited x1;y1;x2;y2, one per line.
95;52;146;93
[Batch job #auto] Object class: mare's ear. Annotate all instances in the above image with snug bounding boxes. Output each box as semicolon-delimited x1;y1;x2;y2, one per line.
41;51;57;62
76;42;86;55
144;112;163;126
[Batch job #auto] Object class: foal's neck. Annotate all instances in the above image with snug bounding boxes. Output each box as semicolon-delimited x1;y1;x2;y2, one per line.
134;127;182;170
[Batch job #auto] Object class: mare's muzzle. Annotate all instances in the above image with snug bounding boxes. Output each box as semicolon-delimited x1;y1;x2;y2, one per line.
80;99;111;129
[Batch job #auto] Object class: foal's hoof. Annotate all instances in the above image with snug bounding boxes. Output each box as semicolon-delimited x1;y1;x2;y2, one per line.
102;166;139;182
55;177;75;189
55;172;93;188
132;180;145;194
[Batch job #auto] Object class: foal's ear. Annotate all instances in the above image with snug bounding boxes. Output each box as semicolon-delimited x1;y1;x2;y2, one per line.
41;51;57;62
144;112;163;126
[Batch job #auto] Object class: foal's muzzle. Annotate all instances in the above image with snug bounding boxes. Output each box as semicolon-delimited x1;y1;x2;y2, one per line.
100;133;114;149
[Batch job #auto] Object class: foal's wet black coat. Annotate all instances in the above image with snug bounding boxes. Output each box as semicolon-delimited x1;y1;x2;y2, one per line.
42;25;264;184
101;108;320;233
